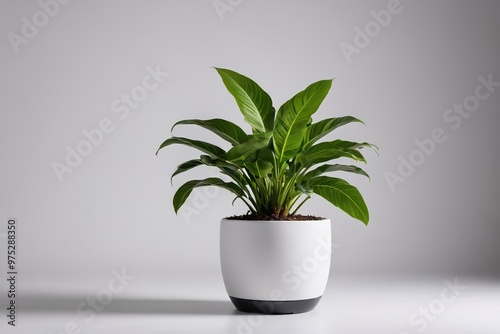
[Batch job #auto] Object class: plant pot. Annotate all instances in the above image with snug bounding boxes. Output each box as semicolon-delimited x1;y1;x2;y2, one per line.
220;218;331;314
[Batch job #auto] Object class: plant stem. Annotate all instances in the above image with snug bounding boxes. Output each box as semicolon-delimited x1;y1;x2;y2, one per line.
290;196;310;215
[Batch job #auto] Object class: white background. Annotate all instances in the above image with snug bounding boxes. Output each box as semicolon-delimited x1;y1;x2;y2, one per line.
1;1;499;333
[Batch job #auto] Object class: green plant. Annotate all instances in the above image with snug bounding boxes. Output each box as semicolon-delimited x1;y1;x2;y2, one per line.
157;68;377;224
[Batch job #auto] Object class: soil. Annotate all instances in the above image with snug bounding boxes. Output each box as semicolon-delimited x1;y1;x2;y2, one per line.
225;213;325;221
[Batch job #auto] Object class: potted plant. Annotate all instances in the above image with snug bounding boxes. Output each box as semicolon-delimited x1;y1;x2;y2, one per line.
157;68;376;314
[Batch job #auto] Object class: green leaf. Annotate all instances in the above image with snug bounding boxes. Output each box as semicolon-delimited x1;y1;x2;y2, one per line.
214;68;275;133
246;145;274;164
172;118;248;145
245;160;273;178
298;140;377;165
225;132;271;161
299;146;365;166
198;155;235;168
303;164;370;181
324;140;378;152
171;159;203;183
309;176;369;224
295;182;313;196
173;178;245;213
156;137;225;158
303;116;364;150
273;79;333;162
195;156;248;191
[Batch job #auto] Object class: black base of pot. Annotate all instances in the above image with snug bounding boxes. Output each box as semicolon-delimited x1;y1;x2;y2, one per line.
229;296;322;314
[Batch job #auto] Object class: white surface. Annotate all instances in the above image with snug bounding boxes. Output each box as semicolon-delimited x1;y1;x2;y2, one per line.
2;274;499;334
220;219;331;300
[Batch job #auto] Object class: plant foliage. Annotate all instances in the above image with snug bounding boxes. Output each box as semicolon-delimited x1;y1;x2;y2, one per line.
157;68;377;224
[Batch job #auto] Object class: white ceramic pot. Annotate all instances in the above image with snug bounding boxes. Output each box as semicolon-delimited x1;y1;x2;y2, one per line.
220;218;331;314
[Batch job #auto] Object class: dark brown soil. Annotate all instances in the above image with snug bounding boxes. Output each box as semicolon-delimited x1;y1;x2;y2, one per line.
225;213;325;221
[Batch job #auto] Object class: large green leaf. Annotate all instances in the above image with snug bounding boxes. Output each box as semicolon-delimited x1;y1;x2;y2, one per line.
173;178;245;213
309;176;369;224
156;137;225;158
199;155;237;169
246;145;274;164
303;116;363;150
225;132;271;161
171;159;203;183
172;118;248;145
273;79;332;162
299;146;365;166
298;139;377;165
303;164;370;181
215;68;275;133
245;160;273;178
323;140;378;152
194;156;248;191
